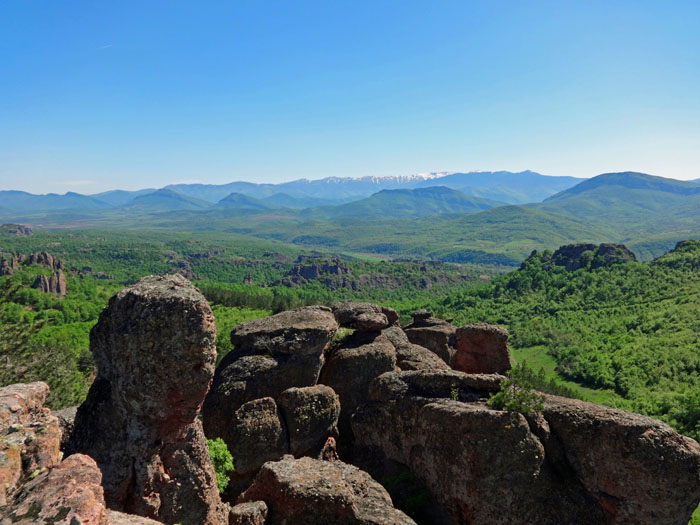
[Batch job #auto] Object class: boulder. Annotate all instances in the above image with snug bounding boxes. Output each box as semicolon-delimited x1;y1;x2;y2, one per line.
383;326;450;371
203;307;338;446
452;323;511;375
277;385;341;457
4;454;108;525
403;322;456;365
353;370;700;525
540;395;700;524
224;397;288;499
0;382;61;506
238;456;416;525
229;501;268;525
319;331;397;456
332;302;398;331
230;305;338;357
67;275;226;524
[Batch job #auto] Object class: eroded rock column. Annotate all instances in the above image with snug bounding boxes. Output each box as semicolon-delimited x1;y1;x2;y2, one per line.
67;274;226;524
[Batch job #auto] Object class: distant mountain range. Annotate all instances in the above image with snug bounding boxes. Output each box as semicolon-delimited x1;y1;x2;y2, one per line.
0;170;580;214
3;171;700;265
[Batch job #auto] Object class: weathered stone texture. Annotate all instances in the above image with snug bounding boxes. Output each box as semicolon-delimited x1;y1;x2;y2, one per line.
238;456;416;525
67;274;226;524
452;323;511;375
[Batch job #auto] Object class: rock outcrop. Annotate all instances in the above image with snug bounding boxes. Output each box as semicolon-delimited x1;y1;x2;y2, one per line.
545;243;638;272
319;331;397;455
0;223;33;236
4;453;109;524
0;382;61;507
452;323;511;375
383;325;450;372
238;456;416;525
403;310;457;365
333;302;399;331
30;269;67;296
1;382;154;525
67;274;226;524
202;305;341;500
353;370;700;525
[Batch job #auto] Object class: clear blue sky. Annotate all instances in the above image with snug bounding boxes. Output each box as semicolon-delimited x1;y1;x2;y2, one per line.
1;1;699;193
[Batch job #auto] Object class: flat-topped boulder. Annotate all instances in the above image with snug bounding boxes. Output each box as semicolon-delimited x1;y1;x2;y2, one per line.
230;305;338;357
67;275;226;524
333;302;399;331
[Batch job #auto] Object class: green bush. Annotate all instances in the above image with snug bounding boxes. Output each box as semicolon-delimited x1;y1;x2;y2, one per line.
206;437;234;493
488;367;545;415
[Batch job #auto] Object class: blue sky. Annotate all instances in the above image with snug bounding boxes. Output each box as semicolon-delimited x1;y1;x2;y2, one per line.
1;1;699;193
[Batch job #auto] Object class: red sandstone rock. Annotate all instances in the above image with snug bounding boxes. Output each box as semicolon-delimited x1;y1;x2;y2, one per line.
452;323;511;375
6;454;108;525
0;382;61;506
67;275;226;524
353;370;700;525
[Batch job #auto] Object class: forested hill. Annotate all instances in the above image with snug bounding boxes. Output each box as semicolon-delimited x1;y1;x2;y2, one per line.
427;240;700;440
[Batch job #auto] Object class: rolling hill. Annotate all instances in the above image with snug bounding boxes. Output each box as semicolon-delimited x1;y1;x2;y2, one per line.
414;170;583;203
302;186;503;220
536;172;700;236
121;189;213;213
0;191;109;214
217;193;273;210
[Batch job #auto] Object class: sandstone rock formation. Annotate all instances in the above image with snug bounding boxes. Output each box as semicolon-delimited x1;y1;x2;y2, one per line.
353;370;700;525
202;305;345;502
277;385;341;457
542;243;638;272
1;382;155;525
30;269;67;296
383;325;450;372
319;330;397;455
0;255;21;276
0;223;33;236
67;274;226;524
238;456;416;525
452;323;511;374
403;310;457;365
0;382;61;507
332;302;398;331
203;306;338;454
4;454;108;524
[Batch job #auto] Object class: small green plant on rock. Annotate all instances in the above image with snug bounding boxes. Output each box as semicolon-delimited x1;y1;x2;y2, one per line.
206;437;234;493
487;366;545;415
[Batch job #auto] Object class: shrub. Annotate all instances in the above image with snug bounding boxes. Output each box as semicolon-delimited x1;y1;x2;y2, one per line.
206;437;234;493
487;366;545;415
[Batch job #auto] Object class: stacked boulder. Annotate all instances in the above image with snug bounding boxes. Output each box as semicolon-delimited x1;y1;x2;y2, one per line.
403;309;458;365
67;274;228;524
202;305;343;499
